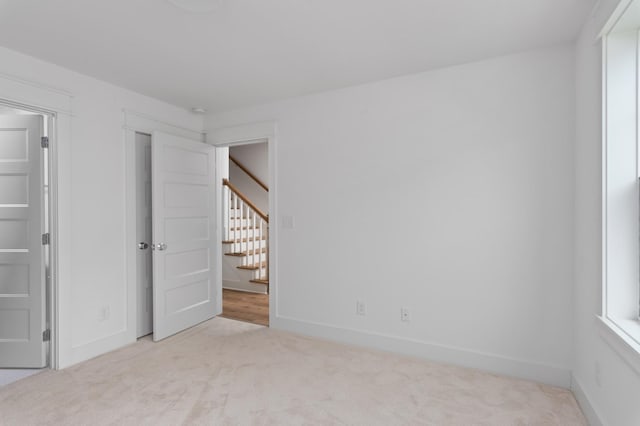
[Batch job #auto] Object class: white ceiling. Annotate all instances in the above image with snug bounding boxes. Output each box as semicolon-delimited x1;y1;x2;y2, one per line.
0;0;595;112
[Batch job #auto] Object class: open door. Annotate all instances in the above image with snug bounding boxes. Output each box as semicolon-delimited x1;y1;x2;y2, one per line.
0;115;47;367
151;131;217;341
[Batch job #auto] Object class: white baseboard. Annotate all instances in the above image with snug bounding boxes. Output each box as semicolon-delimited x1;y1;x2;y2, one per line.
571;375;604;426
64;330;134;369
270;315;572;388
223;279;267;294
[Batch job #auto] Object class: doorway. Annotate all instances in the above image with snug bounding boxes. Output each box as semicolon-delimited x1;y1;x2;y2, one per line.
130;122;276;339
0;102;53;384
217;140;270;327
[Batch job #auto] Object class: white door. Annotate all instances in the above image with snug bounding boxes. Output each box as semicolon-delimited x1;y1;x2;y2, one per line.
135;133;153;337
0;115;46;367
151;131;217;341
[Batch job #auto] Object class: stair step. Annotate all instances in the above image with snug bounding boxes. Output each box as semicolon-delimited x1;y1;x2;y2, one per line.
224;248;267;257
222;236;267;244
225;252;247;257
249;278;269;285
237;261;267;271
230;225;260;230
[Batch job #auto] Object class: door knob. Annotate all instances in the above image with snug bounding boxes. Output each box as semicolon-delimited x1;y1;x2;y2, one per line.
138;242;149;250
153;243;167;251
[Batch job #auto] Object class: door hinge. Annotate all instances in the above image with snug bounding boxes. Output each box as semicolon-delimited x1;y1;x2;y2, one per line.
42;329;50;342
42;233;50;245
41;136;49;149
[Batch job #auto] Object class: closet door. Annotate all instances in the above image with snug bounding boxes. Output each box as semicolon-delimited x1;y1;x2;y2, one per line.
151;131;217;341
0;115;46;367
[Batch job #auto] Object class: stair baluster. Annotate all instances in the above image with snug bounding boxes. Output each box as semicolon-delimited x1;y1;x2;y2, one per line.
222;178;269;290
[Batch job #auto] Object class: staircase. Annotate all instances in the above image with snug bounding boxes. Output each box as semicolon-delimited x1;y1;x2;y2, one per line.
222;178;269;292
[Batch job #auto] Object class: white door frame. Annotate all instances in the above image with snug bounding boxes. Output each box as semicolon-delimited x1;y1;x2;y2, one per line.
206;121;278;323
123;110;207;340
0;98;62;369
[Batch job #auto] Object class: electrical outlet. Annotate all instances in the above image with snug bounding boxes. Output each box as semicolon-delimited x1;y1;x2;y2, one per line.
356;300;366;316
401;307;410;322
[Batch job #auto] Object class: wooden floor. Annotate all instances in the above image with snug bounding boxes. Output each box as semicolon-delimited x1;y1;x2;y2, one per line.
220;289;269;326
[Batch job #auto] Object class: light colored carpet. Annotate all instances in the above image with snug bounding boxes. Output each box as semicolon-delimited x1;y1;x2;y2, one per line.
0;369;43;387
0;318;586;425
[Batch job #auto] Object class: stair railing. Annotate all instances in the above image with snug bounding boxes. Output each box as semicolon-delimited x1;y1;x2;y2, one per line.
229;155;269;192
222;178;269;283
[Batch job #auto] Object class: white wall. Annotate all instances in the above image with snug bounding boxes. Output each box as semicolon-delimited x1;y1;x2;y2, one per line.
229;142;268;213
206;45;576;387
573;1;640;425
0;46;203;368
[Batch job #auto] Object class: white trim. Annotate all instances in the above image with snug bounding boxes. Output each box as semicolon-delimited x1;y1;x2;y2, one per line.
0;73;71;369
124;129;138;347
208;121;276;144
597;316;640;375
0;71;73;97
54;112;71;369
0;67;74;368
223;280;268;294
270;315;572;388
122;109;204;141
0;74;72;116
67;331;132;366
206;121;278;321
602;29;609;322
571;375;604;426
599;0;635;38
213;146;226;315
600;8;640;370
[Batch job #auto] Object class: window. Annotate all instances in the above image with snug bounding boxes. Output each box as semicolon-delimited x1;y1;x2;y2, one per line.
601;0;640;367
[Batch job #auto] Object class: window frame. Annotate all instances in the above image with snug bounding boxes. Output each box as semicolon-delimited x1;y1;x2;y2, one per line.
600;0;640;373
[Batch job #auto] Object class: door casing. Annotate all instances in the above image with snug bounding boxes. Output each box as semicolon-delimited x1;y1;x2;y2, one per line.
0;99;57;369
206;121;278;325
